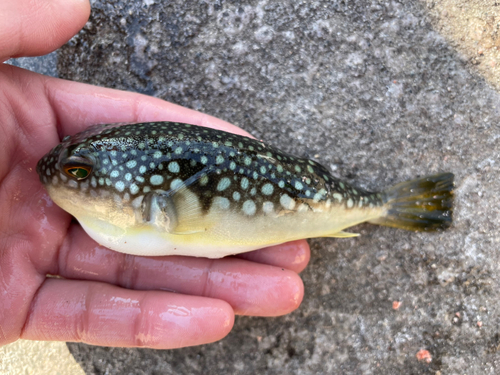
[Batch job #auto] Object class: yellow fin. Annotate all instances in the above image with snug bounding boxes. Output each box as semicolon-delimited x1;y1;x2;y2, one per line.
370;173;454;231
144;170;213;235
323;231;360;238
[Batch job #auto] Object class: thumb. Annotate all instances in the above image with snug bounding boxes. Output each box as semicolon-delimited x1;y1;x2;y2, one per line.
0;0;90;62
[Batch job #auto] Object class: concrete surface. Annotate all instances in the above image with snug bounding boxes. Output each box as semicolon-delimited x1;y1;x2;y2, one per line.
6;51;59;78
425;0;500;91
5;0;500;374
0;340;84;375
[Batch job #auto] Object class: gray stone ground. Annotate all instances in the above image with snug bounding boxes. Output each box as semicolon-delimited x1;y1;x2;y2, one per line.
10;0;500;373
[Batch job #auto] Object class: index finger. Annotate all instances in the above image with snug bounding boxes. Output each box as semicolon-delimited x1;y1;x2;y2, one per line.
0;0;90;62
43;73;253;139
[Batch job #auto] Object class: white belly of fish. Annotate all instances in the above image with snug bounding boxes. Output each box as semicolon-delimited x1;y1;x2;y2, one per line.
78;217;263;258
77;202;384;258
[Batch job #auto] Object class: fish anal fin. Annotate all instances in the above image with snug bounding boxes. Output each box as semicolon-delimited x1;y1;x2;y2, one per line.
323;231;360;238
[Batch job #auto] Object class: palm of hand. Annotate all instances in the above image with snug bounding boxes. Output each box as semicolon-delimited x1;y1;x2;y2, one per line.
0;0;309;349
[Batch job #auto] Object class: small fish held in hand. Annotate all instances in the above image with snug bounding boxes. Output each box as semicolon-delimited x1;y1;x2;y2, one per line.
37;122;454;258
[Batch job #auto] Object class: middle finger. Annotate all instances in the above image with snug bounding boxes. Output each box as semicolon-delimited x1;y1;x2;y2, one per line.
56;224;304;317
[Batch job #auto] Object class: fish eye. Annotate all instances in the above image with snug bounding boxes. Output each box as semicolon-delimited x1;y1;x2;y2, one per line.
62;156;93;180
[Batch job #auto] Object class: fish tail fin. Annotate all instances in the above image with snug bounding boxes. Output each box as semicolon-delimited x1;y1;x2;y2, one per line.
369;173;454;231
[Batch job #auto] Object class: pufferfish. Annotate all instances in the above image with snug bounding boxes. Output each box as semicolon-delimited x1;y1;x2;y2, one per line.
36;122;454;258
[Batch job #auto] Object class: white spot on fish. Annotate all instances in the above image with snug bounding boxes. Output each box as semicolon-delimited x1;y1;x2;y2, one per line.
233;191;241;201
170;178;183;190
242;200;256;215
213;197;230;210
150;175;164;185
347;198;354;208
130;183;139;195
294;181;303;190
261;183;274;195
217;177;231;191
216;155;225;164
333;193;343;202
168;161;180;173
139;165;147;174
241;177;249;190
280;194;295;210
115;181;125;192
125;173;132;181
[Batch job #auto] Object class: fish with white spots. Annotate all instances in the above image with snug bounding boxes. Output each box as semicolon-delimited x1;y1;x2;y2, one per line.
36;122;454;258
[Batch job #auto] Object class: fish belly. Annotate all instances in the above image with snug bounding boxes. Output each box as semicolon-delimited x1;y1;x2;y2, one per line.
78;205;385;258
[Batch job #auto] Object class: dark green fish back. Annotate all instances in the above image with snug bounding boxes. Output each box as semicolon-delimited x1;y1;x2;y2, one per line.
37;122;383;216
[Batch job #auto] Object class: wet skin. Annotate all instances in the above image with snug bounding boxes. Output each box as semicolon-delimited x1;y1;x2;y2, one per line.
0;0;309;349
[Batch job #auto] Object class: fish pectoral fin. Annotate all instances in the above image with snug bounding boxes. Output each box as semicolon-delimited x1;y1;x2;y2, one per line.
143;187;208;235
276;209;295;217
323;231;360;238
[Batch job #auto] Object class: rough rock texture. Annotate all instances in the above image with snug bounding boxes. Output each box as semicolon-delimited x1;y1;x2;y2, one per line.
424;0;500;92
0;340;85;375
15;0;500;373
6;52;59;78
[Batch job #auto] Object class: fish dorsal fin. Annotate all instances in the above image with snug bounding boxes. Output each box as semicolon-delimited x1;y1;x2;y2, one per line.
323;231;360;238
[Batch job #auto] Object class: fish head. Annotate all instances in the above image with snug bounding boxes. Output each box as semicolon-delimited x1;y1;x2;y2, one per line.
36;126;143;233
37;133;102;214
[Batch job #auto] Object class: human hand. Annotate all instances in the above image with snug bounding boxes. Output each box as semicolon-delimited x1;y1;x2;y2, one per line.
0;0;309;349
